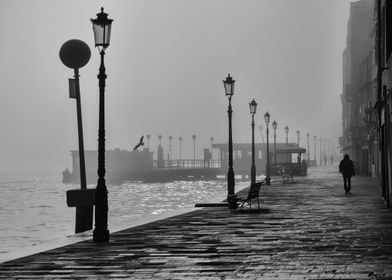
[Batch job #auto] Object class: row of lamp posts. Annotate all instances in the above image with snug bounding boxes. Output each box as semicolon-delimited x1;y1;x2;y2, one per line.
224;74;314;209
249;101;272;186
223;74;276;209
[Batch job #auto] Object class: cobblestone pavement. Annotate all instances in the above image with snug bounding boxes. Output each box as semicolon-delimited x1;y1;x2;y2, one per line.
1;166;392;279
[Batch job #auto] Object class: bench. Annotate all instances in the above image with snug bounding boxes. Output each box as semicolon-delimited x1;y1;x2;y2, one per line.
236;182;264;209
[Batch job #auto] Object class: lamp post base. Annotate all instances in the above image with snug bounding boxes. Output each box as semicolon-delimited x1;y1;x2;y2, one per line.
265;177;271;185
227;194;238;209
93;229;109;242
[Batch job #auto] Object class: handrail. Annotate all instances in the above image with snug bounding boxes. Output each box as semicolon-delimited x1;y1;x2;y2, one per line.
144;159;221;169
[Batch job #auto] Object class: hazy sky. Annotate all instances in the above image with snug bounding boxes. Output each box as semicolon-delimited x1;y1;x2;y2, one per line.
0;0;350;175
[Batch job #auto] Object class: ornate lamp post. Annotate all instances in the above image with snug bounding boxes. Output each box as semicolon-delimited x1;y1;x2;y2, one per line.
249;99;258;185
192;134;196;167
264;112;271;185
296;130;300;146
223;74;237;209
272;120;277;165
91;7;113;243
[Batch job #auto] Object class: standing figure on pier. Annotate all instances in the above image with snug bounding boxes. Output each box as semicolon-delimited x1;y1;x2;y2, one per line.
339;154;355;194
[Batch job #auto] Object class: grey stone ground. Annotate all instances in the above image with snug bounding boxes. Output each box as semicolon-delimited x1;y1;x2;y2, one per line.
0;165;391;279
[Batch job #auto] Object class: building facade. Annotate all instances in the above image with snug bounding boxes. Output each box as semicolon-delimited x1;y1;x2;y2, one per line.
341;0;392;207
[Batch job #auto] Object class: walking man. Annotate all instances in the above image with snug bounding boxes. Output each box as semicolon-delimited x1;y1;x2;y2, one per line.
339;154;355;194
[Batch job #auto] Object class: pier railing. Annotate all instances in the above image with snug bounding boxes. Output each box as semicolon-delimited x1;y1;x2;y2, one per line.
145;159;221;169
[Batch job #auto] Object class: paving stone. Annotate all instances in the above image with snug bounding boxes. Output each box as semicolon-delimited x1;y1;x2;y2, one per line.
0;166;392;279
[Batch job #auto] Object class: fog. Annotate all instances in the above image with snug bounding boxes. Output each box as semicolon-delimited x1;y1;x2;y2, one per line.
0;0;349;175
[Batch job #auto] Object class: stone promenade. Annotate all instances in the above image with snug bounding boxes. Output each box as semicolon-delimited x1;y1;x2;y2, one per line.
0;166;391;279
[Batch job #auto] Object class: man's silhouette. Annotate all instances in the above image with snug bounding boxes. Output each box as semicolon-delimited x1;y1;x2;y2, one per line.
339;154;355;194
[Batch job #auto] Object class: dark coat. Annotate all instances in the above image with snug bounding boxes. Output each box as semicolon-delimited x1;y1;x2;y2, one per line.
339;157;355;177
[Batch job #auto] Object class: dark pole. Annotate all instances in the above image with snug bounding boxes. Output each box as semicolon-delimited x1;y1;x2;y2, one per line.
319;137;322;166
193;135;196;167
179;137;182;161
73;68;87;190
324;138;327;165
306;133;310;166
60;39;93;234
265;123;271;185
169;136;172;161
313;135;317;165
93;49;109;242
285;126;289;163
227;96;236;208
274;129;277;165
251;113;256;185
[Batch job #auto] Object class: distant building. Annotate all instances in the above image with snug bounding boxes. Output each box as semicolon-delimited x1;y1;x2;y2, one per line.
340;0;375;176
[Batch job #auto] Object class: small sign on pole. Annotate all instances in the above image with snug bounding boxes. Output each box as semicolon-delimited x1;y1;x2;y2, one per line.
69;78;77;99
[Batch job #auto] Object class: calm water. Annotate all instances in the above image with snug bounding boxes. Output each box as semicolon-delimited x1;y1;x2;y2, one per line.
0;172;246;256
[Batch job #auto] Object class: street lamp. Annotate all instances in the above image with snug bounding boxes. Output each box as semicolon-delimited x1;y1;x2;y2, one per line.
272;120;277;165
249;99;258;185
192;134;196;167
223;74;237;209
296;130;300;146
91;7;113;243
264;112;271;185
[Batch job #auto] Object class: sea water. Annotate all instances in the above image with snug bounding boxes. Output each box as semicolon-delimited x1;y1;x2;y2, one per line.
0;171;245;256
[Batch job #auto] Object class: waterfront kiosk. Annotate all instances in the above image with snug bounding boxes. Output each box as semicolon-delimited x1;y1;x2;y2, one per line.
212;142;307;179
